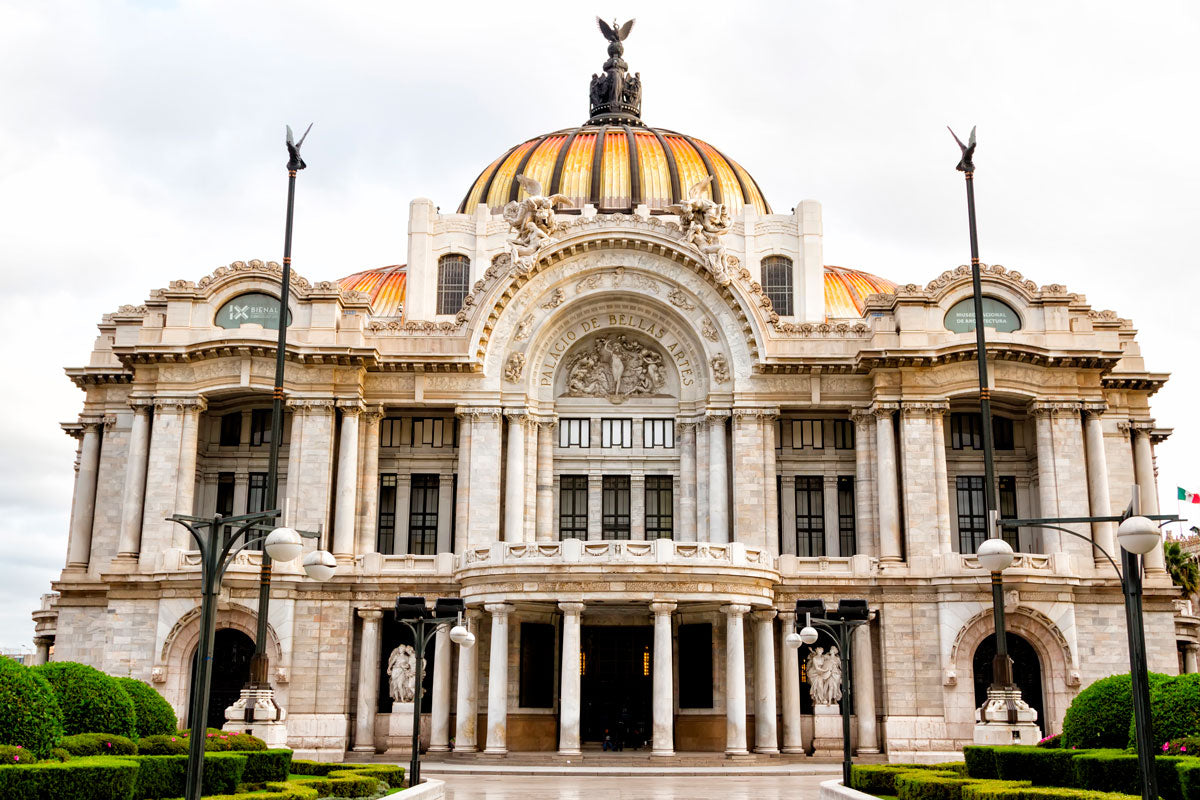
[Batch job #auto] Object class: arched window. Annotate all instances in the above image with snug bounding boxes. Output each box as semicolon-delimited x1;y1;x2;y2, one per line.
436;254;470;315
761;255;794;316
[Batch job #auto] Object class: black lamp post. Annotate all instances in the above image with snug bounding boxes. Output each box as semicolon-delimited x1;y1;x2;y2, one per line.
393;597;474;789
786;598;870;787
169;512;327;800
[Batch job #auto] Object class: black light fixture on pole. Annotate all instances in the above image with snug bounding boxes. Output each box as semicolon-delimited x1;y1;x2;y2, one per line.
393;597;475;789
785;598;870;787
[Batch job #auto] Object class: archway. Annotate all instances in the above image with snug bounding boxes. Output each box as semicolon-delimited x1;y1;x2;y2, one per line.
972;632;1045;727
191;628;255;729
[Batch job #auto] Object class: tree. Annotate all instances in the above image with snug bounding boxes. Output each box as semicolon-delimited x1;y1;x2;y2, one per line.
1164;541;1199;597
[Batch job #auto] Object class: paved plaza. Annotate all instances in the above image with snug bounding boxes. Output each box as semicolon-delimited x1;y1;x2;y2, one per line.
435;773;835;800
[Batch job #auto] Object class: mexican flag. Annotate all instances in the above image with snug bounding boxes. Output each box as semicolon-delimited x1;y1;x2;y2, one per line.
1179;487;1200;504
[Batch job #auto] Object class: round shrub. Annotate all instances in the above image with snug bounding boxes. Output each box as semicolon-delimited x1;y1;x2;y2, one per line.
48;747;70;762
226;732;267;751
0;657;63;757
1130;672;1200;747
1061;672;1170;749
33;662;136;739
0;745;36;765
115;678;177;738
59;733;137;757
137;734;188;755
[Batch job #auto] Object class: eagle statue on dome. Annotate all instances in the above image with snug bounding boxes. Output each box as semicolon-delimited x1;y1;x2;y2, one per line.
501;174;572;275
667;175;733;285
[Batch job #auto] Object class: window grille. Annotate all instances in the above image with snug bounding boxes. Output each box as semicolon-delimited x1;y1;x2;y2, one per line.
602;475;631;540
379;417;457;448
833;419;855;450
250;409;272;447
956;475;988;553
795;476;825;556
998;475;1019;548
791;419;825;449
761;255;794;316
219;414;242;447
837;476;856;556
950;413;1015;451
408;474;439;555
377;474;397;554
216;473;235;549
645;476;674;539
245;472;269;551
601;418;633;448
643;418;675;448
559;475;589;539
436;254;470;315
559;418;590;448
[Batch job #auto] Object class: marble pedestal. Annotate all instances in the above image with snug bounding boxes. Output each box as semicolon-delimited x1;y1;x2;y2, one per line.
222;687;288;748
974;688;1042;745
386;704;417;754
811;704;844;757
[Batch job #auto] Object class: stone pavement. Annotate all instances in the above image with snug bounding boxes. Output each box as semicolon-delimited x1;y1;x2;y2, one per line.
429;771;838;799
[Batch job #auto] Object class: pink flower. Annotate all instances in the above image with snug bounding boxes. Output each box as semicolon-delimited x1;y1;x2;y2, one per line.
1163;742;1171;752
170;737;176;742
13;756;18;762
105;742;112;748
1184;746;1189;752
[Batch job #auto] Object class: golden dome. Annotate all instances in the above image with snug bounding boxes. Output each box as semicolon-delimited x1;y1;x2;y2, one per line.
824;265;896;318
340;264;406;316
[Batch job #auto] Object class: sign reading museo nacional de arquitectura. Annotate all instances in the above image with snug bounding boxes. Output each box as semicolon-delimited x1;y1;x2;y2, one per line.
36;18;1186;766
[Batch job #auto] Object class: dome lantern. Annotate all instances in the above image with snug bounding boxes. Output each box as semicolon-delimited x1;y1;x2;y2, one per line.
588;18;643;126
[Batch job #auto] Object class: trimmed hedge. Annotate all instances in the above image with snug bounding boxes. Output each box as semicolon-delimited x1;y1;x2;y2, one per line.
243;748;293;783
60;733;138;757
992;746;1079;787
1133;673;1200;749
856;762;1143;800
132;752;247;799
288;760;405;792
1061;672;1170;750
0;745;35;765
0;755;140;800
135;734;187;755
116;679;177;739
965;746;1000;779
0;657;63;758
34;662;137;739
961;746;1196;800
178;727;267;752
200;782;319;800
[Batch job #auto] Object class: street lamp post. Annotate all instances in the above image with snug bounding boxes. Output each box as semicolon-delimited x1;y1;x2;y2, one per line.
393;597;475;789
785;599;870;787
168;512;334;800
1001;489;1175;800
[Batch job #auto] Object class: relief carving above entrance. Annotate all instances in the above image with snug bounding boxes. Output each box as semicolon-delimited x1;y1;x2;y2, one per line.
561;334;669;404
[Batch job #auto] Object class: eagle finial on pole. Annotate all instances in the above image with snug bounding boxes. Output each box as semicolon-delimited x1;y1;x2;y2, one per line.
286;123;313;171
596;17;635;43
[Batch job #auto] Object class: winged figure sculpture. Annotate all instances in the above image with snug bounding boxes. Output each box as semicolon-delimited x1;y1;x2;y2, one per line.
501;174;573;274
597;17;635;42
286;123;312;171
949;125;977;173
666;175;732;284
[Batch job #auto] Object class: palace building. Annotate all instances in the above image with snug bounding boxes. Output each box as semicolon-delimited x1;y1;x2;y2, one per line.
35;23;1194;762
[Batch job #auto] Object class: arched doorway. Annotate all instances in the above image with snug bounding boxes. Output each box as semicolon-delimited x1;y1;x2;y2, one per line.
191;628;255;729
973;632;1045;726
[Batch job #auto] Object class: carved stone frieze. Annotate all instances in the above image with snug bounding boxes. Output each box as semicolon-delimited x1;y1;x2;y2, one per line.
455;406;503;421
1029;400;1084;418
900;400;949;418
667;287;695;311
541;288;566;310
153;397;207;413
560;333;669;403
514;314;534;341
503;352;525;383
773;320;871;337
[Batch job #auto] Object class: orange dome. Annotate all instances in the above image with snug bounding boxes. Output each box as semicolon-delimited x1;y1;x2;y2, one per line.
340;264;406;316
824;265;895;318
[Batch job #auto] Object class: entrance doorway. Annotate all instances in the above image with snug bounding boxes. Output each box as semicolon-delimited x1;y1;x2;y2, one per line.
581;625;652;748
973;632;1045;727
191;628;255;729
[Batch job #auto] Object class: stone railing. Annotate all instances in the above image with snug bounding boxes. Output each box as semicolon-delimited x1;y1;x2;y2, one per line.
458;538;775;571
357;552;456;576
958;552;1056;572
776;554;877;578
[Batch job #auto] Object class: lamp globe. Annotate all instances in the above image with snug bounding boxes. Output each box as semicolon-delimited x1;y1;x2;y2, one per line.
799;626;819;645
1117;515;1161;555
450;625;475;647
977;537;1016;573
784;630;803;649
264;527;303;562
303;549;337;581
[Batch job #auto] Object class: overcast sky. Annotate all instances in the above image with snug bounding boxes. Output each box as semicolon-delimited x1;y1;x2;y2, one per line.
1;1;1197;650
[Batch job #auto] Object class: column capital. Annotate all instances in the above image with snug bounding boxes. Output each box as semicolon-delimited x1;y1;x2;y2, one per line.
485;602;513;616
777;609;796;623
732;407;780;421
676;418;701;433
357;607;384;621
286;397;336;414
721;603;751;617
152;396;207;413
649;600;677;615
752;608;778;622
705;409;731;424
869;401;899;419
361;405;385;423
504;410;532;425
77;416;105;434
129;396;156;412
1082;401;1108;420
456;405;503;420
336;399;365;414
1030;400;1084;418
33;636;53;647
900;400;949;418
559;601;586;615
849;407;874;427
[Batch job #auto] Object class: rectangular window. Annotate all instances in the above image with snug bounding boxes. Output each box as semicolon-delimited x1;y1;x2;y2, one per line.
643;418;675;448
437;255;470;316
993;417;1015;450
559;418;590;448
601;418;633;448
602;475;631;540
219;414;242;447
951;413;983;450
558;475;589;539
408;474;439;555
791;419;825;450
250;409;273;447
795;476;825;557
216;472;235;549
645;476;674;539
761;256;795;317
379;417;456;448
677;623;714;708
833;419;855;450
956;475;988;554
998;475;1019;548
518;623;556;709
378;474;397;554
247;472;269;514
837;476;856;556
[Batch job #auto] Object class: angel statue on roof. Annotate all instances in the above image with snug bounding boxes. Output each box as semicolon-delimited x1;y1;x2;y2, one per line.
667;175;733;285
502;174;573;275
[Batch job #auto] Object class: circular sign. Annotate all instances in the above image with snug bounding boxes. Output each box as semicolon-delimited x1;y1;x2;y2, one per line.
215;293;292;330
944;297;1021;333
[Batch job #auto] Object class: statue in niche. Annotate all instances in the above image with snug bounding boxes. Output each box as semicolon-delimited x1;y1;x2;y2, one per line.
386;644;424;704
806;646;842;706
502;174;572;275
561;334;668;403
667;175;733;285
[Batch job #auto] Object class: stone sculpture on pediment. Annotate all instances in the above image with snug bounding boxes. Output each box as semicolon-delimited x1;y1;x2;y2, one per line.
710;353;730;384
514;314;534;341
667;288;695;311
701;317;720;342
666;175;733;285
561;334;669;403
504;352;526;383
387;644;424;704
541;288;566;310
502;174;573;275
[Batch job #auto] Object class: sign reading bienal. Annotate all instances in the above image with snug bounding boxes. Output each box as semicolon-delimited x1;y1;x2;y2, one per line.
215;293;291;330
944;297;1021;333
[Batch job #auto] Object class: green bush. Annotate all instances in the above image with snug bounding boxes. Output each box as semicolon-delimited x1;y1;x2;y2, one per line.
1165;736;1200;756
0;657;63;757
243;748;293;783
135;734;187;755
115;679;177;739
1132;673;1200;748
178;727;267;752
131;752;247;799
60;733;138;757
0;755;139;800
895;769;974;800
225;731;267;751
965;746;1000;779
1062;672;1169;750
959;780;1034;800
34;662;137;739
1177;760;1200;800
1038;734;1063;748
852;764;913;794
48;748;70;762
202;782;319;800
0;745;35;765
1018;790;1141;800
992;746;1078;787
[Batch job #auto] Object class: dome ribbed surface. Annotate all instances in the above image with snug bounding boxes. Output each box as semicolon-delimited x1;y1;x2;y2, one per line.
824;265;896;318
339;264;406;316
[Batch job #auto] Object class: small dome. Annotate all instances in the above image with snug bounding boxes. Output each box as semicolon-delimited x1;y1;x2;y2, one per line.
340;264;406;316
824;265;896;318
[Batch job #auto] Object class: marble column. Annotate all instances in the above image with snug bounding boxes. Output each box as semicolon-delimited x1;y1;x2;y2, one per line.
357;408;383;555
587;475;603;540
454;410;473;553
696;417;710;541
503;413;526;544
823;475;840;557
723;603;750;755
779;611;804;754
650;601;676;756
116;402;152;560
453;610;481;752
753;609;779;754
173;402;203;541
850;409;876;558
429;624;452;752
853;620;879;754
558;602;585;755
461;408;503;550
1185;644;1199;675
779;477;797;556
631;475;646;540
352;608;384;752
763;415;779;555
1133;427;1167;573
1083;409;1116;568
66;420;103;569
33;637;51;667
437;474;455;553
874;404;902;563
1033;408;1063;553
678;422;697;542
332;404;362;562
535;421;556;542
708;412;730;545
932;409;953;555
484;603;511;754
140;398;205;565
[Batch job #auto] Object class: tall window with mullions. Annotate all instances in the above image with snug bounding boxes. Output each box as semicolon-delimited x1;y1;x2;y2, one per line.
377;474;397;553
559;475;588;539
795;476;825;557
761;255;794;316
408;474;439;555
837;476;856;556
436;254;470;315
645;476;673;539
245;472;269;550
998;475;1019;549
602;475;631;540
956;475;988;553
